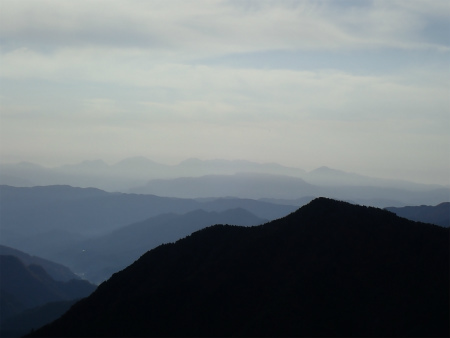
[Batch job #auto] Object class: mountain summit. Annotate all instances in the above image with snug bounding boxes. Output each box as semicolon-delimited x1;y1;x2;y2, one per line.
29;198;449;337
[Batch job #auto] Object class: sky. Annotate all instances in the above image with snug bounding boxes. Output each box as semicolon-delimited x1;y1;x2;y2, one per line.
0;0;449;185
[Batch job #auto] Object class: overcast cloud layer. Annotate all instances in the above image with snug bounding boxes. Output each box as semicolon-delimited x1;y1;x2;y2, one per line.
1;0;449;185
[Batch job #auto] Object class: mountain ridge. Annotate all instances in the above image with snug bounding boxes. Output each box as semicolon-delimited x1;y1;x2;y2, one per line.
0;245;80;282
129;173;449;205
1;157;446;192
28;198;449;337
386;202;450;227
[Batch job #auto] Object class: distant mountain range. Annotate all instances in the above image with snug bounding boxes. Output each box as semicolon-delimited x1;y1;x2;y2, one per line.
130;172;316;199
0;185;292;283
385;202;450;227
0;157;306;192
3;157;448;336
27;198;449;337
2;184;449;285
0;184;293;238
1;157;446;194
130;172;450;205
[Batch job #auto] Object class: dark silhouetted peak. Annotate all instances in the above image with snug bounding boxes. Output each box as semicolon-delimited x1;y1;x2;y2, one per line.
280;197;397;228
27;198;450;337
300;196;382;215
299;196;341;207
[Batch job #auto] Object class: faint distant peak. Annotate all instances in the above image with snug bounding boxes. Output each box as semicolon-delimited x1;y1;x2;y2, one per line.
114;156;161;167
233;171;304;179
15;161;46;169
179;158;203;165
80;159;109;167
58;159;109;170
177;158;306;176
309;166;367;178
310;166;345;174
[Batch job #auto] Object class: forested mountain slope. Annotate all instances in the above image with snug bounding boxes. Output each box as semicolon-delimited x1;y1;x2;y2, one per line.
29;198;449;337
0;185;295;261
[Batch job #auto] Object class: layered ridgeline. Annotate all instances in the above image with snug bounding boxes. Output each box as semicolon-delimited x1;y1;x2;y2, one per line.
2;158;449;207
130;172;450;206
0;245;80;282
0;158;308;191
57;208;266;284
385;202;450;227
0;252;96;337
0;185;294;275
29;198;449;337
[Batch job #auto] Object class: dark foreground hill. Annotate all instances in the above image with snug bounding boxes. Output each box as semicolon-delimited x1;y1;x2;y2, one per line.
0;299;77;338
28;198;449;337
386;202;450;227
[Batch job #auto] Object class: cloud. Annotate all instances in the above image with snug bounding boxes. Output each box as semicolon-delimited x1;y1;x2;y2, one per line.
0;0;448;184
2;49;446;129
1;0;448;55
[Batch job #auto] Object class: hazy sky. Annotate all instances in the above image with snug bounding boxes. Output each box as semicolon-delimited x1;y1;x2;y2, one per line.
1;0;449;184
